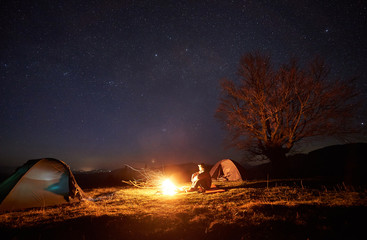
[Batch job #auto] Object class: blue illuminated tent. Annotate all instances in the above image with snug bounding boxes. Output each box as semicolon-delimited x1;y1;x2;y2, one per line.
0;158;84;211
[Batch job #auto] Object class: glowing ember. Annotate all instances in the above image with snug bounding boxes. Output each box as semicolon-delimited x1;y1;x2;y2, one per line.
161;179;177;195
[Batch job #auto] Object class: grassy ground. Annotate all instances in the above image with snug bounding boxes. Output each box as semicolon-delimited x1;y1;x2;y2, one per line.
1;180;366;240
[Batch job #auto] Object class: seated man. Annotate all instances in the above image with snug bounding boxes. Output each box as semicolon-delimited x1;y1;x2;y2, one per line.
188;163;212;192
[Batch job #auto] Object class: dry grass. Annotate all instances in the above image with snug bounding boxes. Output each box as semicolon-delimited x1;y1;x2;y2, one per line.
1;180;366;239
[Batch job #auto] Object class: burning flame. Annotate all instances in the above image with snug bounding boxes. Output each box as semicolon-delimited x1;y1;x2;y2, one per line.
161;179;177;196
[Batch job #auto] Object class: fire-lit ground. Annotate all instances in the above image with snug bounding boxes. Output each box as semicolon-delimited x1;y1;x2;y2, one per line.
1;180;366;240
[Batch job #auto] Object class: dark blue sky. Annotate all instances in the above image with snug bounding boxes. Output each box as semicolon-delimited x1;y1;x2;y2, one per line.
1;0;366;170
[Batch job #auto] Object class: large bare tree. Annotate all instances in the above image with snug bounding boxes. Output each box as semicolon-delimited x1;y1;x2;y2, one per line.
216;52;358;175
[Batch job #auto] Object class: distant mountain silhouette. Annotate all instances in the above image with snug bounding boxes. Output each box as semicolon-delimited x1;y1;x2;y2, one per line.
246;143;367;184
290;143;367;184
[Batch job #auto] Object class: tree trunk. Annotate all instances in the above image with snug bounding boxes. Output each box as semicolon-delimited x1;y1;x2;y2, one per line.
265;147;289;178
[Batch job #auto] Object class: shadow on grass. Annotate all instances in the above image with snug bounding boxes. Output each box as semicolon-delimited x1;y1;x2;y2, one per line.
2;205;366;240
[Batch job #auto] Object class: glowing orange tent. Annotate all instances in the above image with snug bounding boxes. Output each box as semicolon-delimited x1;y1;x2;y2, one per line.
0;158;84;211
209;159;246;181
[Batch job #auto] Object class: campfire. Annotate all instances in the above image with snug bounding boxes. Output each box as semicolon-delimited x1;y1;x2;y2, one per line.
121;165;189;195
161;179;178;195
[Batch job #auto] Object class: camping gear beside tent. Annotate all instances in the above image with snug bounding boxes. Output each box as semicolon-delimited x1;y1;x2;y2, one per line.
210;159;246;181
0;158;84;211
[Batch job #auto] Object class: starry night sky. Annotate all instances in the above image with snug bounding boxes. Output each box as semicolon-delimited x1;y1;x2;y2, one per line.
1;0;367;170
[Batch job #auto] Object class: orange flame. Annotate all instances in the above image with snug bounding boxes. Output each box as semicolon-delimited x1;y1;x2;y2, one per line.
161;179;177;196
